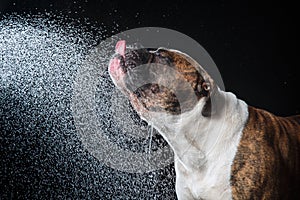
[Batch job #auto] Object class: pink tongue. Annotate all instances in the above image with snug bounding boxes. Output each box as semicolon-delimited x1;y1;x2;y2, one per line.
109;57;120;73
115;40;126;57
109;40;126;76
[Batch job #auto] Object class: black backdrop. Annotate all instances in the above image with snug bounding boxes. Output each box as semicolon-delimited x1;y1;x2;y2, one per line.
1;0;298;115
1;0;299;199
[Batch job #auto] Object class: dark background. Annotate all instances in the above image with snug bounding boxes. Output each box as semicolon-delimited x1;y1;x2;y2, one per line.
1;0;299;199
1;0;298;115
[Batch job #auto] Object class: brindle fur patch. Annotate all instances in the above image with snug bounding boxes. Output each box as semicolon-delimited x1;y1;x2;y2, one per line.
231;106;300;200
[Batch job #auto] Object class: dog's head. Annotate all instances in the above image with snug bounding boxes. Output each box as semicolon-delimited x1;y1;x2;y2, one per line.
109;41;218;123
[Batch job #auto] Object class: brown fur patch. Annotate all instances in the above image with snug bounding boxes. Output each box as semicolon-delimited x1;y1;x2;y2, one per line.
231;106;300;199
168;51;205;93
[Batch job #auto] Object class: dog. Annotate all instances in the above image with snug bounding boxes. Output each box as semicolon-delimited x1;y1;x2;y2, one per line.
108;40;300;200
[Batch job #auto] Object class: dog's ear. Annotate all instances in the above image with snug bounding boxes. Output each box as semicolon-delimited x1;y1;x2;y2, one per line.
201;96;212;117
200;81;212;117
201;81;225;117
191;61;224;117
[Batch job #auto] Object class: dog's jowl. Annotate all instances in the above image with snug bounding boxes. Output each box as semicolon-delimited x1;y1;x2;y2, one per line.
108;40;300;200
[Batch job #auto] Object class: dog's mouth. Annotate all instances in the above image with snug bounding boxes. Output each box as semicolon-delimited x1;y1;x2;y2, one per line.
108;40;155;82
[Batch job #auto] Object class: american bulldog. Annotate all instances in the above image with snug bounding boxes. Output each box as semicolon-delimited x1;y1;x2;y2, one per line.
108;40;300;200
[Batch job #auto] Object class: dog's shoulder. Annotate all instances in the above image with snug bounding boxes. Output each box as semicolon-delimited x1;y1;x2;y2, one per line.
244;106;300;149
231;106;300;199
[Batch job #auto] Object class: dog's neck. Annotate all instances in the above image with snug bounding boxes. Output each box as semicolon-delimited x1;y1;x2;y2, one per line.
147;87;249;171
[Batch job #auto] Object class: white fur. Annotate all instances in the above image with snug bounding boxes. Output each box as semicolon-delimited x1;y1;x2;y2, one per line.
146;88;249;200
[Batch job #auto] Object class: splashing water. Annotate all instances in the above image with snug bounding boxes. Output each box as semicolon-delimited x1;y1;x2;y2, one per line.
0;14;176;199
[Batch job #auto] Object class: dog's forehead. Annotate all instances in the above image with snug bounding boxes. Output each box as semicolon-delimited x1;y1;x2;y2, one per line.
165;49;200;70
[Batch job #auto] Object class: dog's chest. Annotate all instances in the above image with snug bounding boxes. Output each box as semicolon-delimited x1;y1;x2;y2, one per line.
174;146;237;200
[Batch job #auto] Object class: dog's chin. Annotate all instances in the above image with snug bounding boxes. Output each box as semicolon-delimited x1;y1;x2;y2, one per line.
128;97;210;139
